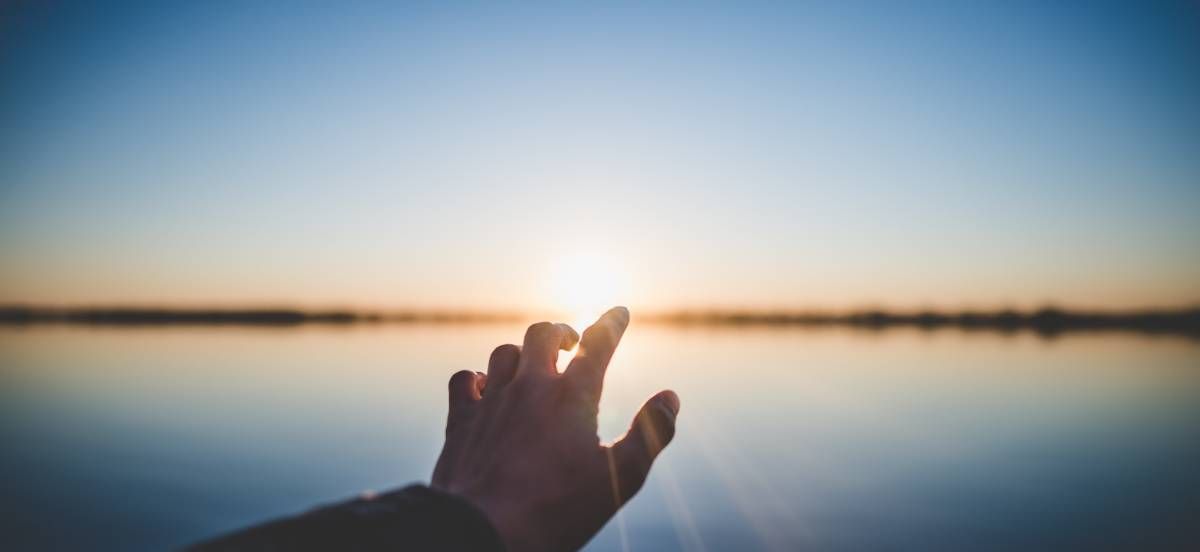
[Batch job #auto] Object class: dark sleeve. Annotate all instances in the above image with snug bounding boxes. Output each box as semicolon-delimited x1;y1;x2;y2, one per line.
186;485;505;552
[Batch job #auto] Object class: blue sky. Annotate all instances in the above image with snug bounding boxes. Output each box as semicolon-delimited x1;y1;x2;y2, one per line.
2;1;1198;311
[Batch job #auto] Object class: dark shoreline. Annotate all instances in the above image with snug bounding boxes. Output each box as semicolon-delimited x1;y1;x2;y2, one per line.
641;308;1200;339
1;305;1198;339
0;307;523;326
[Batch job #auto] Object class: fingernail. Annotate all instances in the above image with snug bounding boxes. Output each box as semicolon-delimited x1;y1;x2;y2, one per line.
611;306;630;323
657;391;680;416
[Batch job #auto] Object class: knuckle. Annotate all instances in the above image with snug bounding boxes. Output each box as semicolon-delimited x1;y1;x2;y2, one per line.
566;372;600;401
505;375;537;399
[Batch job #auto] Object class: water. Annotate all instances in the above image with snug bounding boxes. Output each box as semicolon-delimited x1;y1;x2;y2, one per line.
1;324;1198;551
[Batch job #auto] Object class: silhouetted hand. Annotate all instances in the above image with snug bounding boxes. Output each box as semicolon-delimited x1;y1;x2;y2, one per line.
431;307;680;552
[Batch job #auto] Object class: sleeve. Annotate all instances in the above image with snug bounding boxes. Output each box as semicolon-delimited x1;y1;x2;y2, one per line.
185;485;505;552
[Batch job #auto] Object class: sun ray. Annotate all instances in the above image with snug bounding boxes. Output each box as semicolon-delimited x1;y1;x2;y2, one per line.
657;458;708;552
687;411;809;552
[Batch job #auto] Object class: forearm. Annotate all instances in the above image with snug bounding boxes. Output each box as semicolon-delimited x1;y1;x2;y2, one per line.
186;485;504;552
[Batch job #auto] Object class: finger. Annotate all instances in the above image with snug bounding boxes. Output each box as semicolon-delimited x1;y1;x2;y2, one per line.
446;370;482;435
448;370;481;407
486;344;521;392
437;372;483;483
610;390;680;503
517;321;579;377
474;371;488;395
564;306;630;402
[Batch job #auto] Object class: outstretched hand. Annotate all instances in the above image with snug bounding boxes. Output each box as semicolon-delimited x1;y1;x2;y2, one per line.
431;307;679;552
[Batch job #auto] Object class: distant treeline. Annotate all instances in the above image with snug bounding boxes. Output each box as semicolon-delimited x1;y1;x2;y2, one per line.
642;307;1200;339
1;305;1198;339
0;307;522;326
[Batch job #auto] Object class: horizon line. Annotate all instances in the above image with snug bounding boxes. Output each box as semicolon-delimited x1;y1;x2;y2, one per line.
2;304;1198;340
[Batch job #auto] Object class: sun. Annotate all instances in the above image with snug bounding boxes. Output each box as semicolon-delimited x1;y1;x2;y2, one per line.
548;252;630;330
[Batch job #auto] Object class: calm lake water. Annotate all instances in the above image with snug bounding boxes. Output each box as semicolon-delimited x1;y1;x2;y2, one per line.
1;324;1198;551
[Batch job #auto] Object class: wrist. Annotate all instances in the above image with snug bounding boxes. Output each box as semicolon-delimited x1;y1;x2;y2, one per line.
443;485;538;552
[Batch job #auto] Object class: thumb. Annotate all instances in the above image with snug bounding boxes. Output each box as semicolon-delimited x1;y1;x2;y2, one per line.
609;390;680;504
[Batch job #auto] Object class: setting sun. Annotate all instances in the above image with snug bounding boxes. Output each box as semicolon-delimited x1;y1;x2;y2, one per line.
547;252;631;329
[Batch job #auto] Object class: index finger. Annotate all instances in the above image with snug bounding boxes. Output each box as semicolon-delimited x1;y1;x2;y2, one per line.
563;306;630;403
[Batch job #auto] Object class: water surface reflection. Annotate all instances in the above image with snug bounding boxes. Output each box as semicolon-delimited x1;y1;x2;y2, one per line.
1;325;1197;550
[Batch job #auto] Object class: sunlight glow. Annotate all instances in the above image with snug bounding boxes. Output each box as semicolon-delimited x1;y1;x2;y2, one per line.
548;252;631;330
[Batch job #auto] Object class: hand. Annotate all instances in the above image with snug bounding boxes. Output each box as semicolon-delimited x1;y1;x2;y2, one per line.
431;307;680;551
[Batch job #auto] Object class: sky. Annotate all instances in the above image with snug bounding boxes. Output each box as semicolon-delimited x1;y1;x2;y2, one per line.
1;1;1198;314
